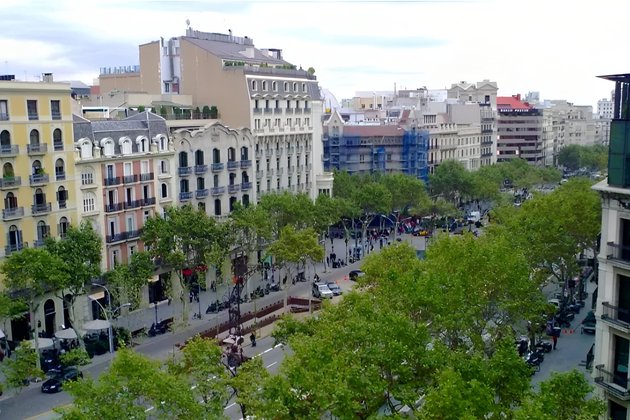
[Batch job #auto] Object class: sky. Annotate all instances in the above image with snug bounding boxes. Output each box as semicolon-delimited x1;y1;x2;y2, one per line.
1;0;629;108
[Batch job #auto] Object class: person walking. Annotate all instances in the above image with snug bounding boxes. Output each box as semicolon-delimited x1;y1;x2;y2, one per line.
551;332;558;350
250;332;257;347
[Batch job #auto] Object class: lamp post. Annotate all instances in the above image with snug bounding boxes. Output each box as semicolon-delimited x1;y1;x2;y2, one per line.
91;283;129;354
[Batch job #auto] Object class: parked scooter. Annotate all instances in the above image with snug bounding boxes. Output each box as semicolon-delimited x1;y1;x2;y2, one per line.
524;348;545;372
148;321;168;337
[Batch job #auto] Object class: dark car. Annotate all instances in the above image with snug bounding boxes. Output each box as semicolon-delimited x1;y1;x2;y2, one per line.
349;270;365;281
326;282;342;296
41;366;83;393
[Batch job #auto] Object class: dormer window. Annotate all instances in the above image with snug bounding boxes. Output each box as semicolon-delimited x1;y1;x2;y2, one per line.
119;137;132;155
252;80;257;90
100;138;114;157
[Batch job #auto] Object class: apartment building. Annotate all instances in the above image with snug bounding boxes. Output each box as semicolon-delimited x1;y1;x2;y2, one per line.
0;75;78;340
322;110;429;181
72;111;176;317
593;73;630;420
496;94;545;164
97;27;332;200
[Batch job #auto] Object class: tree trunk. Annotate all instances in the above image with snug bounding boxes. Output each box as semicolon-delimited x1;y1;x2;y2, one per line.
30;302;41;370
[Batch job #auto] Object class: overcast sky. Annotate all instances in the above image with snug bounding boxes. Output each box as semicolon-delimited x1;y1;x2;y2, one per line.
1;0;628;108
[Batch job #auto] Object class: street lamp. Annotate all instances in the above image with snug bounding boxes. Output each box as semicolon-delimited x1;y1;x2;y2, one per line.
91;283;129;354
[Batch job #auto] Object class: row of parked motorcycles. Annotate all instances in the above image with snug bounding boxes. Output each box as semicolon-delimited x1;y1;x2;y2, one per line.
517;337;552;373
205;282;282;314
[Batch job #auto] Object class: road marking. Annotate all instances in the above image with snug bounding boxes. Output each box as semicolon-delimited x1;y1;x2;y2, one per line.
266;361;278;368
225;402;237;410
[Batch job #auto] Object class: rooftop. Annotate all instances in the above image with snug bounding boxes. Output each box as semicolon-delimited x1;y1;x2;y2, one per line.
343;125;406;137
496;95;532;111
597;73;630;83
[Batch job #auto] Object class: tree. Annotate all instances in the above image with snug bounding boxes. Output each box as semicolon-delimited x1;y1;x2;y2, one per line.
105;251;154;310
1;248;66;366
0;341;43;392
380;173;429;237
307;67;316;75
267;226;324;289
209;105;219;119
229;356;275;418
259;192;316;239
142;205;234;322
332;169;358;199
137;105;145;112
429;160;472;203
167;336;229;417
514;370;606;420
351;181;392;251
45;222;102;341
61;349;206;419
159;106;167;118
193;106;201;119
202;105;211;118
59;348;91;368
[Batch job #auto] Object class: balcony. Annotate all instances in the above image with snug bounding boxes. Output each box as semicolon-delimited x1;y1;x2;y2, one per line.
127;229;142;239
0;145;18;157
595;364;630;400
601;302;630;333
55;171;66;181
0;112;8;121
228;184;240;194
194;165;208;175
241;182;252;191
606;242;630;268
255;150;263;158
140;172;154;182
31;202;52;215
256;171;263;179
53;142;63;151
123;200;143;210
178;167;192;176
106;232;128;244
0;176;21;189
304;107;311;113
29;174;49;185
211;163;224;172
274;108;282;114
5;243;25;256
104;177;121;186
104;203;123;212
240;160;252;169
141;197;156;206
34;239;47;248
294;108;303;114
2;207;24;220
28;112;39;121
264;108;273;114
211;186;225;196
27;144;48;155
51;112;62;121
253;108;262;114
285;108;294;114
123;174;138;184
196;188;209;199
227;161;240;170
58;200;67;209
179;191;193;201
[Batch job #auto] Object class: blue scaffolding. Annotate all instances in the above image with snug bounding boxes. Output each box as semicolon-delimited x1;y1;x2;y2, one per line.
402;129;429;183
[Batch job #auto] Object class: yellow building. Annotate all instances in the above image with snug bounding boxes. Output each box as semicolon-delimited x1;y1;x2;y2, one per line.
0;78;77;340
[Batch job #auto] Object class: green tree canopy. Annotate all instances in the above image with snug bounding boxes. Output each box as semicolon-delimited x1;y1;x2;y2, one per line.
429;160;473;202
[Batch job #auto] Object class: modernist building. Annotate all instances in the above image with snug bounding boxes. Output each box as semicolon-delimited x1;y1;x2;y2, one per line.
96;27;333;200
593;73;630;420
72;111;176;317
496;95;545;164
0;76;79;341
322;110;429;181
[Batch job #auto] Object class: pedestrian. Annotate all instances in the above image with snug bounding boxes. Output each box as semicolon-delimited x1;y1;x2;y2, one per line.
326;256;330;267
250;332;257;347
551;332;558;350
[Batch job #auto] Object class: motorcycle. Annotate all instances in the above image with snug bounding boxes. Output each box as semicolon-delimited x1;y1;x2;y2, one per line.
148;321;168;337
535;340;553;353
524;348;545;372
269;282;280;292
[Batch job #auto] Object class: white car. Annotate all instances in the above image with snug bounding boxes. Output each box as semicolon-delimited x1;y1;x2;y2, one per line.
312;282;334;299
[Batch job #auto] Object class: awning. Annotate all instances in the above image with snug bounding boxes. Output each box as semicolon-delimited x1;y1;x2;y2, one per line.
22;338;55;350
54;328;78;340
83;319;111;331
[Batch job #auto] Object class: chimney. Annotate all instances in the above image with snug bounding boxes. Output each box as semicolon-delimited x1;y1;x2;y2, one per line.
514;93;521;101
42;73;53;83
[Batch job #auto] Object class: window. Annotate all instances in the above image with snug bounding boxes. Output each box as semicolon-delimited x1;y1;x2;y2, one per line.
53;129;63;151
214;199;221;216
4;192;17;209
293;82;297;91
101;138;115;156
2;162;13;178
275;100;280;109
83;192;95;212
180;179;189;193
252;80;257;90
78;138;92;158
0;100;8;120
213;174;219;187
0;130;10;149
179;151;189;168
111;249;119;267
161;183;168;198
123;162;132;177
302;83;306;92
212;148;221;164
158;135;168;151
59;216;69;238
30;129;40;146
51;100;61;120
286;100;291;109
262;81;267;91
304;100;309;109
120;137;132;155
283;82;289;91
195;150;204;166
160;160;168;174
198;202;205;212
55;158;65;180
272;81;277;91
27;100;38;120
57;187;67;208
197;177;205;190
228;147;236;162
137;136;149;153
129;245;136;256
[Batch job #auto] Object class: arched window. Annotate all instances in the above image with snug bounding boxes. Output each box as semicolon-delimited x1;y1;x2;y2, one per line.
251;80;257;90
57;186;67;209
100;138;114;156
136;136;149;153
37;220;49;242
242;194;250;207
212;148;221;164
240;146;249;160
229;196;237;212
34;188;45;205
7;225;21;251
2;162;14;178
32;160;42;175
4;192;17;209
179;151;189;168
214;199;221;216
302;83;306;92
227;147;236;162
59;216;69;237
120;137;132;155
0;130;10;147
284;82;289;91
161;183;168;198
82;192;95;212
55;158;65;180
53;129;63;151
262;80;267;91
29;129;40;145
195;150;204;166
242;171;249;183
158;135;168;151
78;138;93;159
180;179;189;193
293;82;297;91
272;81;277;91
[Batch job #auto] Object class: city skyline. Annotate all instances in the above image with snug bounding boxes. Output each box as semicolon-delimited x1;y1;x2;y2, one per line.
1;0;628;107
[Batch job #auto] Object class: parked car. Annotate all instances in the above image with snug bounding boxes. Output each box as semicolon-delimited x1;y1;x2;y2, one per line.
326;282;342;296
312;282;334;299
349;270;365;281
41;366;83;394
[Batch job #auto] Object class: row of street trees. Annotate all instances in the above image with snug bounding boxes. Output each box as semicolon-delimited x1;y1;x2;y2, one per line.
557;144;608;172
60;177;605;418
